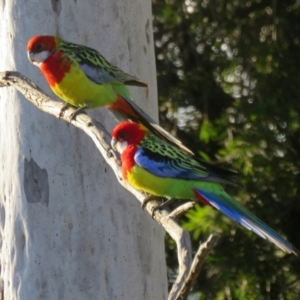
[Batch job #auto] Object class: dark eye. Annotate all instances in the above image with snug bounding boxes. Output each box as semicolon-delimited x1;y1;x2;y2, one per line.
118;131;126;140
35;44;43;51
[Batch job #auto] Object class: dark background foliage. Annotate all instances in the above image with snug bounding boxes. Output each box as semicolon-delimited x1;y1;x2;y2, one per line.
152;0;300;298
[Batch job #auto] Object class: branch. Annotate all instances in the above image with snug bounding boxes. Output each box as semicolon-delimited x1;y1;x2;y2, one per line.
0;71;219;299
175;234;220;300
169;201;196;219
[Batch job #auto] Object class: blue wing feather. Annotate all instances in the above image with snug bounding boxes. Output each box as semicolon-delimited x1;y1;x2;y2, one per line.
135;135;242;186
134;147;209;179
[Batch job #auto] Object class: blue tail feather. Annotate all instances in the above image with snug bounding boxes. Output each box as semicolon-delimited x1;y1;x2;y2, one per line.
194;188;298;255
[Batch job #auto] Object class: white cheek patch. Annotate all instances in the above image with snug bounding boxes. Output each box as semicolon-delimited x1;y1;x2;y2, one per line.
28;50;51;64
117;141;128;154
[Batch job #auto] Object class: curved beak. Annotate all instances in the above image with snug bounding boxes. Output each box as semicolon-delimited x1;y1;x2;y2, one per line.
111;138;118;151
111;138;128;154
27;51;34;63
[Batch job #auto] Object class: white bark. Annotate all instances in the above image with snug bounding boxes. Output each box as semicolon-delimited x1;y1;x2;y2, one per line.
0;1;167;300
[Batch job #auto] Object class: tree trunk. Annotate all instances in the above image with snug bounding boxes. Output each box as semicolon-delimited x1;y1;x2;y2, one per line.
0;1;167;299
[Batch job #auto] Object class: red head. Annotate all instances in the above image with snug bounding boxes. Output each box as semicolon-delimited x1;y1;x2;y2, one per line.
27;35;58;66
111;122;147;154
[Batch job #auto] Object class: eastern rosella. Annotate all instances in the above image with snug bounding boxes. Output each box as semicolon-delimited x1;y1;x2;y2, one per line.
26;35;190;152
111;121;298;255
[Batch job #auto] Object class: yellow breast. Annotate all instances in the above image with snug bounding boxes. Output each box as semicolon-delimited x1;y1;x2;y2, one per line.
52;64;117;108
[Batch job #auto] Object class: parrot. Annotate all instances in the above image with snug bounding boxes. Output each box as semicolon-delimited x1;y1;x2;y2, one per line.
111;121;298;255
26;35;194;154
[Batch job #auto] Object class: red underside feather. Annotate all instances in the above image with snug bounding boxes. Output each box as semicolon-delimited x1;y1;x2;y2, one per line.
121;145;138;179
193;189;212;206
107;96;139;119
40;51;71;87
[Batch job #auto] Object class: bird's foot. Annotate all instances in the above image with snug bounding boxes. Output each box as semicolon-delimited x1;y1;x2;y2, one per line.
68;105;88;122
142;196;174;217
151;198;175;215
59;103;70;118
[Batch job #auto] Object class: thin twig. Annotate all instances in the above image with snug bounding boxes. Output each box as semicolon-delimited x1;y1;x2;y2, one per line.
176;234;220;300
169;202;196;219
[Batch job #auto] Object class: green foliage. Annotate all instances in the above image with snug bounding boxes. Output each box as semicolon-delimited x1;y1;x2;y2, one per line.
153;0;300;298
